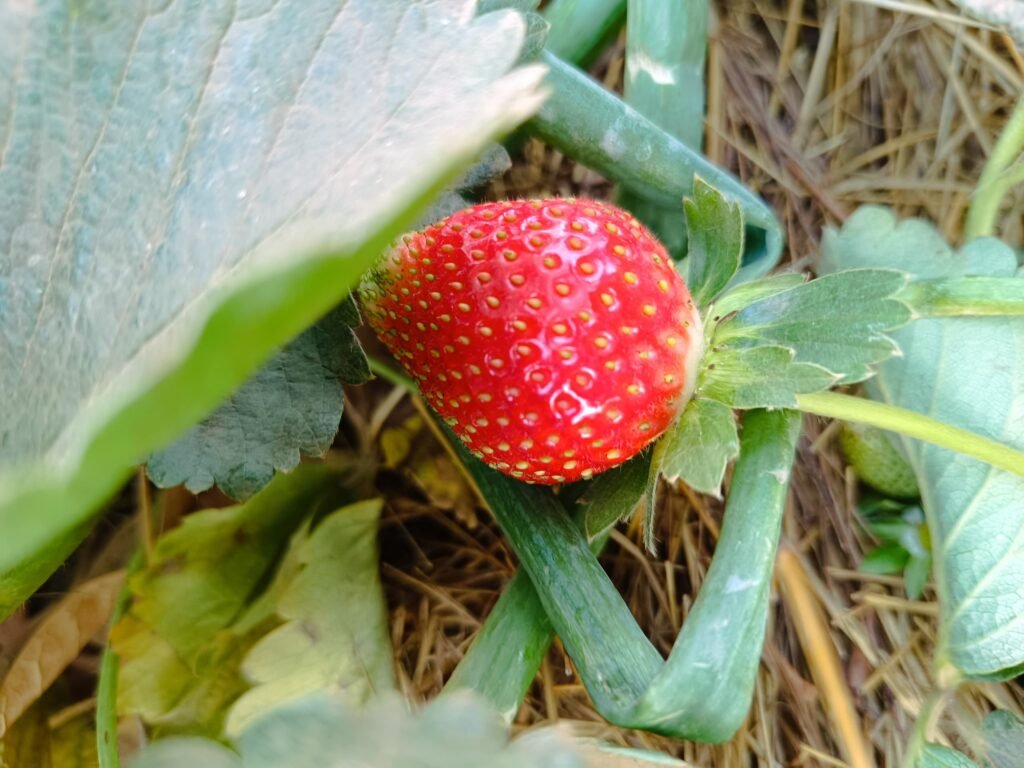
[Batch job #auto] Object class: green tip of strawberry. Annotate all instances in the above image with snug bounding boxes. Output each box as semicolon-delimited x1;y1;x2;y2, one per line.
359;198;704;484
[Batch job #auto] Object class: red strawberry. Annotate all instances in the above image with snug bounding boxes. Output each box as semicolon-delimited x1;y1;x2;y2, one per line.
360;199;703;484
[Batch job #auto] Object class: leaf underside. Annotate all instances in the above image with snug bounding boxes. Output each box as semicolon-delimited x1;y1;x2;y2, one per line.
684;177;744;308
0;0;546;618
581;450;654;540
132;692;585;768
656;398;738;496
822;206;1024;679
147;299;369;500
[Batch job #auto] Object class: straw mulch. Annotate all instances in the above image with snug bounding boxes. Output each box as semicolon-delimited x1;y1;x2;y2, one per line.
376;1;1024;766
2;2;1021;766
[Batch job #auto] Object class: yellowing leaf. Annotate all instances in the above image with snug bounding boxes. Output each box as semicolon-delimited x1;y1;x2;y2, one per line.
226;500;392;737
112;463;349;736
135;692;584;768
48;708;99;768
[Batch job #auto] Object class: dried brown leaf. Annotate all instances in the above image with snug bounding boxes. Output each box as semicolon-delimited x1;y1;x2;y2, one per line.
0;571;123;738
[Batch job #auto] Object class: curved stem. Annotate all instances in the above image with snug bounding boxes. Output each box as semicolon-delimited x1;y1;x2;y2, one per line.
900;689;951;768
368;356;415;390
543;0;627;67
965;93;1024;240
796;391;1024;478
453;409;800;742
529;51;783;283
615;0;707;258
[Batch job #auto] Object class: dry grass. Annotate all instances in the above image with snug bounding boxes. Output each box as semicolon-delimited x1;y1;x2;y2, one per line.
2;1;1021;766
378;1;1024;766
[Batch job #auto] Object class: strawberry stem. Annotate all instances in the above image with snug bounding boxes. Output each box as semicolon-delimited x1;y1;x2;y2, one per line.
449;409;800;742
543;0;627;67
368;357;415;390
529;51;783;283
964;92;1024;241
615;0;708;258
900;276;1024;317
796;391;1024;478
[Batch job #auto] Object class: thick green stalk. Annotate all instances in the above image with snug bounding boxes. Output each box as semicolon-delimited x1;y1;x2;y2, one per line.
443;517;612;718
623;1;706;150
900;276;1024;317
796;391;1024;478
529;51;782;282
443;570;554;718
617;0;708;257
455;409;800;742
543;0;627;67
965;93;1024;240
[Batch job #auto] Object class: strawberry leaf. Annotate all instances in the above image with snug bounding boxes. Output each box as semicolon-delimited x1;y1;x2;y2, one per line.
225;499;392;737
147;300;369;500
712;269;912;383
920;744;979;768
0;0;546;619
704;272;807;321
111;464;352;736
684;178;744;307
657;398;738;496
982;710;1024;768
133;692;584;768
822;206;1024;679
581;451;653;540
698;346;837;409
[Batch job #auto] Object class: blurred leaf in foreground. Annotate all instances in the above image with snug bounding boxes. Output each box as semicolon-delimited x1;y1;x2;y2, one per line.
132;692;584;768
0;0;546;619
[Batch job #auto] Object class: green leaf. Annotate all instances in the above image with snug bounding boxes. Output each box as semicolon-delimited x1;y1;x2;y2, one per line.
698;346;837;409
0;0;546;619
860;544;911;576
919;744;979;768
581;451;654;540
684;178;743;307
656;398;738;496
982;710;1024;768
111;463;352;735
713;269;912;383
904;554;931;601
704;272;807;321
822;206;1024;679
132;692;585;768
148;301;369;500
225;500;392;737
